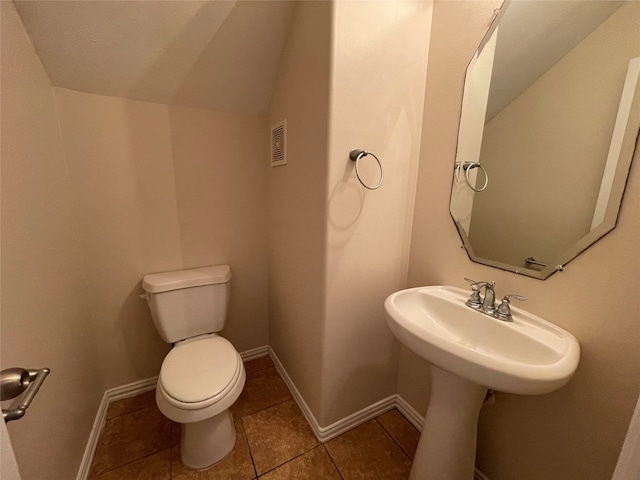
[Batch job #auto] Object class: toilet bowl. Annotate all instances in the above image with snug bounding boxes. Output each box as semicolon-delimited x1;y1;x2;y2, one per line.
141;265;246;469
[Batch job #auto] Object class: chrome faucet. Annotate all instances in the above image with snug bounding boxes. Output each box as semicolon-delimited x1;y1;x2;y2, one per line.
481;281;496;313
464;278;495;312
464;278;526;321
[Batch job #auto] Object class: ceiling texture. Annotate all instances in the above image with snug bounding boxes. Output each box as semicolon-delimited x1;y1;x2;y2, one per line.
14;0;297;115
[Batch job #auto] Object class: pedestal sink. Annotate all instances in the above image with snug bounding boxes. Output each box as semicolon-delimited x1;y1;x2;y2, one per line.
384;286;580;480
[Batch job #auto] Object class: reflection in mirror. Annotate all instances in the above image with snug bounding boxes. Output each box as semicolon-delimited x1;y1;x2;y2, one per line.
450;0;640;279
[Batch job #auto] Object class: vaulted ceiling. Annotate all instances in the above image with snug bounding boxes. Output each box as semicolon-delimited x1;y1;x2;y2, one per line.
14;0;296;115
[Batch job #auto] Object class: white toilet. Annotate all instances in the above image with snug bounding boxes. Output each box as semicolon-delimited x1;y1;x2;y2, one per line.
141;264;246;469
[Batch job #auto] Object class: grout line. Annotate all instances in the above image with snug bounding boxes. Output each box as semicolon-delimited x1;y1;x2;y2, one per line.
254;444;322;478
323;444;346;480
242;398;316;477
381;408;420;460
92;403;174;478
373;417;413;463
238;416;258;480
93;448;170;479
237;396;295;421
89;408;173;479
374;416;414;461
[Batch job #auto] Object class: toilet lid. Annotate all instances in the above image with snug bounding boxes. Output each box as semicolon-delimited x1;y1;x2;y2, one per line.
159;336;240;404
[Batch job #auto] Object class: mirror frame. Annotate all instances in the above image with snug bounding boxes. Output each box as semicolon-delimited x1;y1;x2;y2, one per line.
450;0;640;279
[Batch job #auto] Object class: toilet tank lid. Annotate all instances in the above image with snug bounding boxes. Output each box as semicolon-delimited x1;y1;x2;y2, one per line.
142;265;232;293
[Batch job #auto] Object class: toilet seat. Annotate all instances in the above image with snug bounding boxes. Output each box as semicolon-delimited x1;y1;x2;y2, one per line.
159;335;242;411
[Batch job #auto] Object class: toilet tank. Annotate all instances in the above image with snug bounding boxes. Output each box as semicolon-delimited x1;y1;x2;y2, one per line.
142;265;232;343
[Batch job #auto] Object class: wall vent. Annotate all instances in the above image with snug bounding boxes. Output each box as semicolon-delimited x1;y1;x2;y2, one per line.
270;119;287;167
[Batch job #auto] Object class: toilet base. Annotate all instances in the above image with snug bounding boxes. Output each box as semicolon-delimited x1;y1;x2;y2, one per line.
180;409;236;469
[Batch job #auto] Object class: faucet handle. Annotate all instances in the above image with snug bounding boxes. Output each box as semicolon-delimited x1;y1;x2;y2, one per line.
464;278;483;308
503;294;527;302
464;278;490;290
495;294;527;321
464;278;496;288
464;278;480;290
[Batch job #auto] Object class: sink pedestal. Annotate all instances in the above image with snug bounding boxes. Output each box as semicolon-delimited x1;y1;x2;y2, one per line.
386;285;580;478
410;366;487;480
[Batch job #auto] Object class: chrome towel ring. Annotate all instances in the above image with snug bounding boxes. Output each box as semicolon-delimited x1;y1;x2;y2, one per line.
349;149;384;190
455;161;488;192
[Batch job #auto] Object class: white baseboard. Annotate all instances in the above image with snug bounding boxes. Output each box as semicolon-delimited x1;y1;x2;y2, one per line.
76;344;490;480
395;394;425;431
268;347;490;479
75;376;157;480
75;394;108;480
268;346;397;442
239;345;269;362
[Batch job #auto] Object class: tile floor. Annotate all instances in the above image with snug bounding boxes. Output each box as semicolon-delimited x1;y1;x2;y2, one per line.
90;356;420;479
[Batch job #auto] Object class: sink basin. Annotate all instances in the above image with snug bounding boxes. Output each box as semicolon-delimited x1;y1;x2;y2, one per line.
384;285;581;480
385;285;580;394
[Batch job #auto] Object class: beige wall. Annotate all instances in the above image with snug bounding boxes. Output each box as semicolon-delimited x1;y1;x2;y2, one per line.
0;3;102;478
267;1;332;419
406;1;640;479
470;3;640;267
321;0;432;426
267;0;433;427
54;87;270;387
53;89;178;388
169;106;269;352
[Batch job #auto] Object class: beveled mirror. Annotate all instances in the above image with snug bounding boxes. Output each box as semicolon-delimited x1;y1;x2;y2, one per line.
450;0;640;279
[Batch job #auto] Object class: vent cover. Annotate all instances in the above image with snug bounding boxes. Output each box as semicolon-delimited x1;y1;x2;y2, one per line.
270;119;287;167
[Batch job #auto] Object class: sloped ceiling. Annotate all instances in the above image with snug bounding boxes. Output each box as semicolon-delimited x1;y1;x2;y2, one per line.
486;0;624;120
14;0;296;115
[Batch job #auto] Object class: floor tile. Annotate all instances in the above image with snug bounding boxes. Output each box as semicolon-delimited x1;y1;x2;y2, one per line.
243;399;318;475
92;449;171;480
171;419;256;480
259;445;341;480
325;420;411;480
106;390;157;420
244;356;274;375
90;407;172;477
231;366;292;418
376;409;420;459
91;372;422;480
